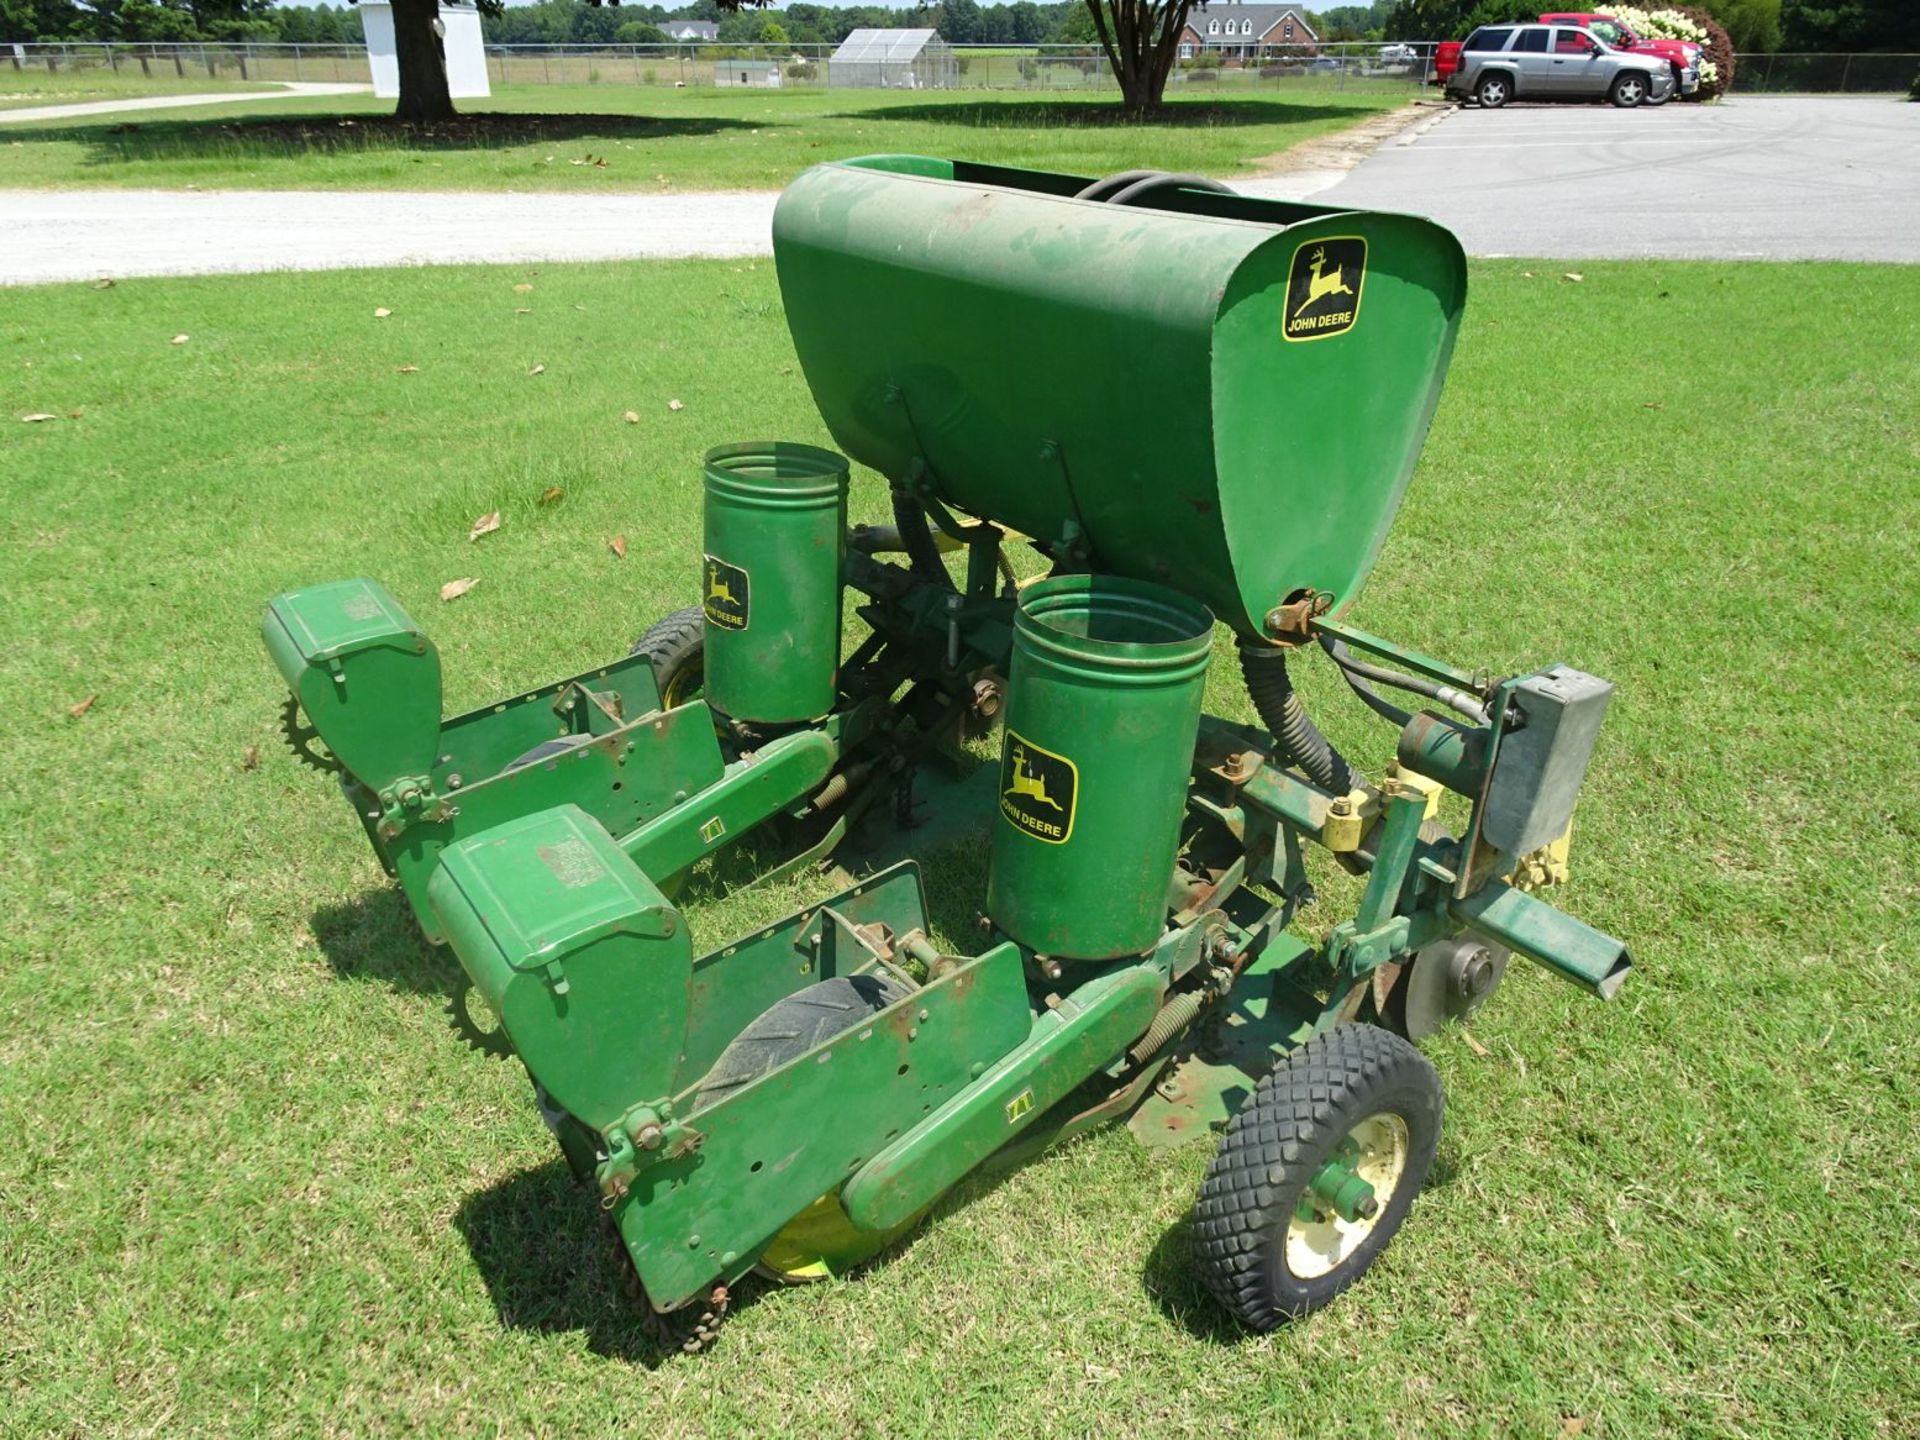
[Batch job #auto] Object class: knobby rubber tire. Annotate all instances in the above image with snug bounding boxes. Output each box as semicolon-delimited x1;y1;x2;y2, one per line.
1192;1023;1442;1329
631;604;706;707
696;974;913;1109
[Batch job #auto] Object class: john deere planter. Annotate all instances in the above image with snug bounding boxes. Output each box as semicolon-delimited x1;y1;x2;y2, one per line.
264;157;1630;1347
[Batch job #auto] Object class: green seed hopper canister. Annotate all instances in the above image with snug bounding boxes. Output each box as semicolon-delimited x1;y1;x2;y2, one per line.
772;156;1469;638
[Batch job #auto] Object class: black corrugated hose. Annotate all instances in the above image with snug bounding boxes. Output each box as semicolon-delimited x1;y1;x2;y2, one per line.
1238;641;1357;796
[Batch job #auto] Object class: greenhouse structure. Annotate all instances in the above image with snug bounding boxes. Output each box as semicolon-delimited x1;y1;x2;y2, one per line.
828;29;958;89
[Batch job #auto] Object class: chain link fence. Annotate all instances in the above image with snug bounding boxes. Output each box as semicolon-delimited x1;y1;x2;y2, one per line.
5;40;1438;94
6;40;1916;97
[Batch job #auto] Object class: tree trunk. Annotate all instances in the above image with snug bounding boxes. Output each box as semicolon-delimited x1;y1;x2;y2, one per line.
391;0;455;124
1085;0;1191;115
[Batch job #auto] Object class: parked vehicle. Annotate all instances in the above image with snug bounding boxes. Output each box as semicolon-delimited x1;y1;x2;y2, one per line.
1379;43;1419;65
1540;12;1702;96
1443;23;1674;108
1436;14;1698;97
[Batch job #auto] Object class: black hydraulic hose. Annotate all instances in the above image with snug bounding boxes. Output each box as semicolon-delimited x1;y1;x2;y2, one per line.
1105;173;1235;206
1073;168;1165;201
1239;642;1357;796
1319;635;1490;724
1330;656;1416;730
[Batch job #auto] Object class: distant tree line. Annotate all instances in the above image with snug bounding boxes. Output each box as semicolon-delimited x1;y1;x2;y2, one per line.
9;0;1911;50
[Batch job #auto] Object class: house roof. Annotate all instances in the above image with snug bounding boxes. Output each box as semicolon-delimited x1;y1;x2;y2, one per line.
830;29;951;63
1184;4;1318;41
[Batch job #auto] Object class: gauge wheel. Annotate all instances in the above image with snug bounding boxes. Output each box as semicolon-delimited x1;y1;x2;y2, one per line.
631;604;706;708
1476;72;1511;108
1192;1023;1442;1329
1610;72;1648;107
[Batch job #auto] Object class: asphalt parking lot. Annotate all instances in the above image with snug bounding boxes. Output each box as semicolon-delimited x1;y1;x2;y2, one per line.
1309;96;1920;261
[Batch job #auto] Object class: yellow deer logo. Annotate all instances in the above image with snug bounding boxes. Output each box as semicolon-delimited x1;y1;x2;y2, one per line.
1005;747;1064;812
706;564;738;607
1294;246;1356;317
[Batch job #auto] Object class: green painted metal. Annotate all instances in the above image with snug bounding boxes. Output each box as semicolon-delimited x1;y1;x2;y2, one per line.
674;860;934;1092
427;805;690;1132
613;939;1033;1309
840;959;1164;1234
773;156;1468;638
263;578;441;793
621;726;837;880
1302;1141;1376;1224
702;442;849;723
987;576;1214;960
393;699;724;944
1396;711;1490;797
1450;880;1633;999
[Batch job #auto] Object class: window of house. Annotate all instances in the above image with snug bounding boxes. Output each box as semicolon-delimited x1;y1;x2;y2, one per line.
1284;22;1294;37
1208;20;1218;34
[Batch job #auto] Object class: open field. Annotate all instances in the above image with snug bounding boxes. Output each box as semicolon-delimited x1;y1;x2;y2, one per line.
3;259;1917;1437
0;66;276;111
0;83;1405;190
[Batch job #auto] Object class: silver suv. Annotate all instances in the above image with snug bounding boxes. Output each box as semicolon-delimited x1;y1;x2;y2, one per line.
1448;23;1675;108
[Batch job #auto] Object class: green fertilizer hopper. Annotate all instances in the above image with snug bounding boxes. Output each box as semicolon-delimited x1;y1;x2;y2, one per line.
264;157;1629;1348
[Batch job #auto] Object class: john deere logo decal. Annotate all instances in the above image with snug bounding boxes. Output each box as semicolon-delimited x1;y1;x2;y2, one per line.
999;731;1077;845
1284;236;1366;342
702;555;749;631
1004;1089;1035;1125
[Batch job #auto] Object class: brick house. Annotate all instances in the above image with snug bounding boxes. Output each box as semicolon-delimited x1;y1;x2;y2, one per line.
1177;4;1319;60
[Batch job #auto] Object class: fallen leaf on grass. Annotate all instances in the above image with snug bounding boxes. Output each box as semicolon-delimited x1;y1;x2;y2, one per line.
67;409;83;419
528;364;545;377
68;693;97;718
513;283;534;293
608;535;627;560
622;410;640;424
667;399;684;412
514;307;532;315
170;334;189;345
374;307;392;318
242;745;260;771
538;486;565;507
469;510;501;542
1561;1420;1588;1438
397;364;419;373
21;413;58;423
93;278;115;290
1642;401;1664;410
440;578;478;602
1461;1029;1490;1058
1521;270;1535;278
1562;272;1584;283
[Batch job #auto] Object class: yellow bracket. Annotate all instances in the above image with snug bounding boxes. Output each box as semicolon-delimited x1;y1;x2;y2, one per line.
1510;820;1575;891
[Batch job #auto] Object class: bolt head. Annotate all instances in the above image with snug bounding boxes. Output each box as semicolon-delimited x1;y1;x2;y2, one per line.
636;1123;664;1150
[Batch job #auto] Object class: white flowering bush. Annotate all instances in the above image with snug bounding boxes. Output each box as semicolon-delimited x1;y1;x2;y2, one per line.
1605;3;1733;100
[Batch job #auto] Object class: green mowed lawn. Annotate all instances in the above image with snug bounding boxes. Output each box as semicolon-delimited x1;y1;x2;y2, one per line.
3;259;1916;1436
0;83;1405;190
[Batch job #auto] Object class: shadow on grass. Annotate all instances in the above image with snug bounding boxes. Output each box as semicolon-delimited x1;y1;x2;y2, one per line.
18;109;767;168
831;98;1364;129
311;886;462;998
454;1157;699;1365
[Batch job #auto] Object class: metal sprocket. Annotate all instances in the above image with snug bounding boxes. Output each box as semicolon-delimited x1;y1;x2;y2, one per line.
446;980;516;1060
278;692;341;775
